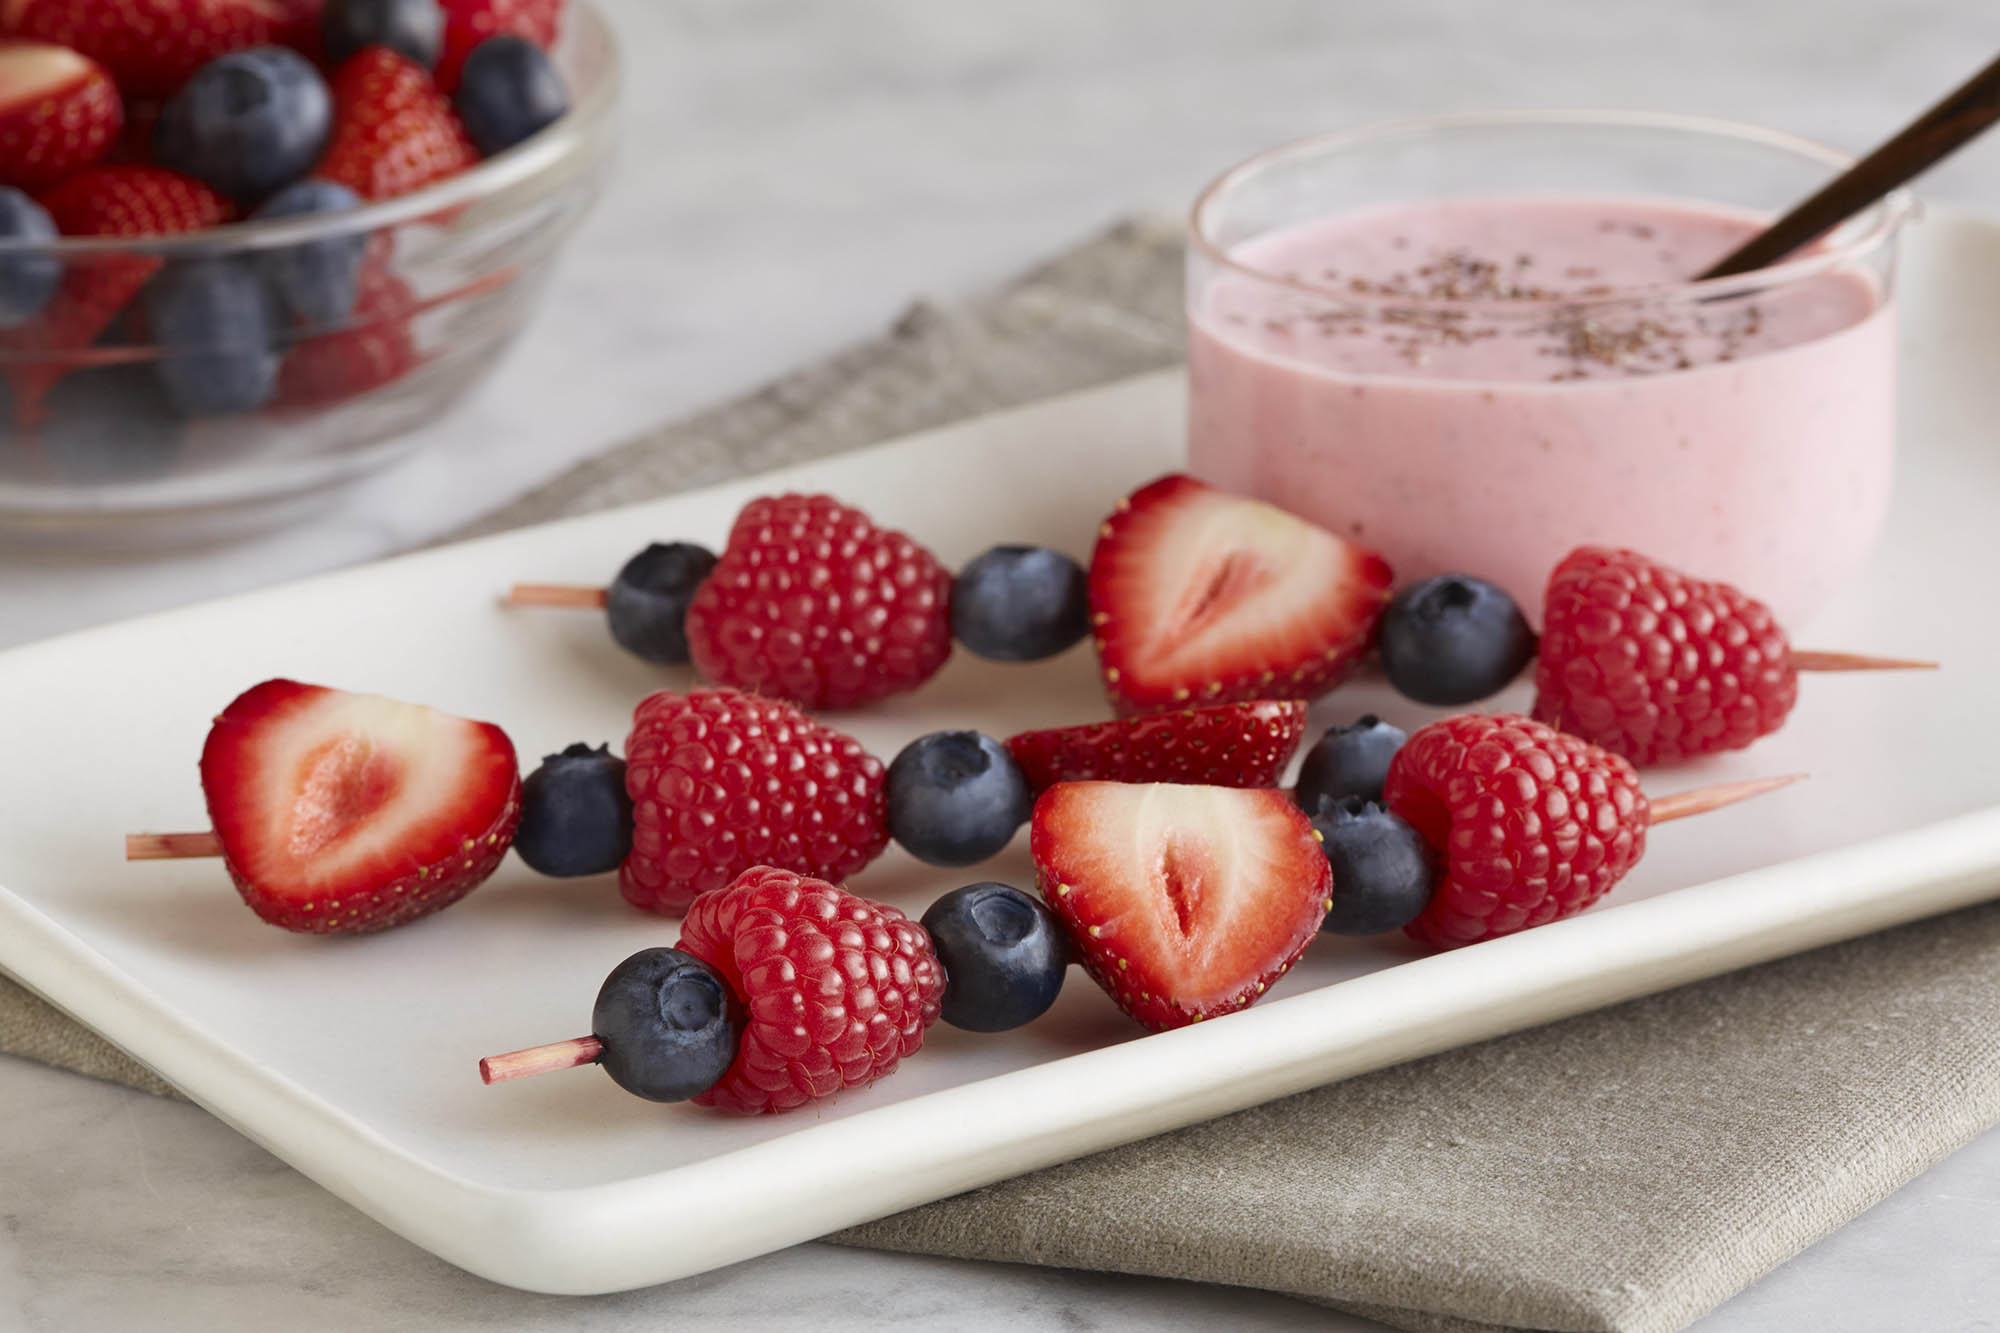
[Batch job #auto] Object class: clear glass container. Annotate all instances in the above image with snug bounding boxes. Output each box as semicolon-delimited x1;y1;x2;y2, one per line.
0;0;621;548
1187;110;1914;626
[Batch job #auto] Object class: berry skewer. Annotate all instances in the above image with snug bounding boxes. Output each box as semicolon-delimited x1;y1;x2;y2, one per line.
135;677;1310;935
503;475;1404;720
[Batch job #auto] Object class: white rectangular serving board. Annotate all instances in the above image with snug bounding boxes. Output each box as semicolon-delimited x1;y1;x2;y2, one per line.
3;215;2000;1296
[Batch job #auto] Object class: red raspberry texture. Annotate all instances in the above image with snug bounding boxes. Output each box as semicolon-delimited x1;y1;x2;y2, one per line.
676;867;945;1115
1533;547;1797;766
620;689;889;915
684;493;953;711
1385;713;1650;951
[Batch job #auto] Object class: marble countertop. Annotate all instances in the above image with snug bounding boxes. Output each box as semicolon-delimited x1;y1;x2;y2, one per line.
8;1;2000;1328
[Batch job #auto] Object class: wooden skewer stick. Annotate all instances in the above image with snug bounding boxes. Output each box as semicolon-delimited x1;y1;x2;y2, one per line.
502;579;1939;678
1649;773;1806;826
1789;650;1936;673
502;583;607;609
126;831;222;860
479;1036;604;1085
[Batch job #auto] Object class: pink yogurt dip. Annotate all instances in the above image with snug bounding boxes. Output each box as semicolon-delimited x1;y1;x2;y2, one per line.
1186;195;1895;627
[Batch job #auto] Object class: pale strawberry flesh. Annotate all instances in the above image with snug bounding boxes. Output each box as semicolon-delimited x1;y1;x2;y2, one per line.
1006;700;1308;793
1089;474;1392;715
0;41;122;186
1031;781;1331;1031
200;679;520;934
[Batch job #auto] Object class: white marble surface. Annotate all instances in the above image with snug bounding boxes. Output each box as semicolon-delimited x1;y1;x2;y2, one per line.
7;1;2000;1328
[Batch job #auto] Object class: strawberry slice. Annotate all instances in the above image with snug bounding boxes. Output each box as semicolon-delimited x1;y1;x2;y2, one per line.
2;0;284;100
318;47;479;201
1089;474;1393;716
1007;700;1308;794
0;164;233;423
1030;781;1331;1031
0;41;122;188
435;0;565;93
200;679;521;935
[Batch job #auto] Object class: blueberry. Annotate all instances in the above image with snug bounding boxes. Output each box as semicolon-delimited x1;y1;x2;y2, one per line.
950;544;1090;662
146;259;281;417
0;188;58;329
591;947;741;1103
154;48;332;203
1314;797;1435;935
886;731;1034;868
454;35;569;156
23;366;182;481
513;743;633;877
1295;715;1408;814
605;542;718;665
921;882;1068;1032
322;0;444;69
1378;575;1538;706
251;180;367;327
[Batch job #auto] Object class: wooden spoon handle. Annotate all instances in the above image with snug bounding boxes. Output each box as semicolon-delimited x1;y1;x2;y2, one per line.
1699;50;2000;279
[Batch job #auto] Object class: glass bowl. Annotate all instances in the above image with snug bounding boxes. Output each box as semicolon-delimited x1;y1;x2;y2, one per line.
0;1;621;548
1186;110;1915;627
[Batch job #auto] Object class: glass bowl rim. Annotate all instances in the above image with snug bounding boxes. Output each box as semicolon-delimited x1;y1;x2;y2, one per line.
1188;107;1918;314
0;0;621;258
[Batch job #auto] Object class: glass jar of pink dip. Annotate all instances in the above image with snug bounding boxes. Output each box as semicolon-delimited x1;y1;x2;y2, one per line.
1186;111;1914;628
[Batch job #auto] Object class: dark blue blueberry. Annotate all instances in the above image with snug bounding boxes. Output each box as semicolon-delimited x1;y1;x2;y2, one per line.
322;0;444;69
605;541;718;665
146;259;281;417
513;743;633;877
21;366;182;481
252;180;367;327
950;544;1090;662
921;882;1068;1033
1313;797;1435;936
1378;575;1538;706
1294;714;1408;814
591;947;741;1103
454;35;570;156
886;731;1034;868
155;47;332;204
0;188;58;329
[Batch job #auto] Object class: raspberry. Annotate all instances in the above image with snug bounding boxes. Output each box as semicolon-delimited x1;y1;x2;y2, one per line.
620;689;889;915
684;493;954;711
1533;547;1797;766
1384;713;1649;950
675;867;945;1114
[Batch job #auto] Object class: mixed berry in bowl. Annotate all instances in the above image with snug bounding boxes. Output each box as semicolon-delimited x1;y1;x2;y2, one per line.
0;0;619;545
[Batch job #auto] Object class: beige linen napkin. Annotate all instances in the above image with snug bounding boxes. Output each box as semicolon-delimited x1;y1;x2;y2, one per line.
6;216;1998;1333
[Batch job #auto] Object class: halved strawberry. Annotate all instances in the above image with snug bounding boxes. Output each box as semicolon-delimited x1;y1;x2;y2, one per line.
1089;474;1393;716
0;41;122;188
1006;700;1308;794
318;47;479;201
200;679;521;935
2;0;283;100
0;164;233;423
435;0;565;93
1030;781;1331;1031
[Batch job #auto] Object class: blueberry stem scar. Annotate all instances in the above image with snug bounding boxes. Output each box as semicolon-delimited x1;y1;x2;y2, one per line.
1648;773;1805;826
502;583;608;609
125;831;223;860
478;1035;604;1084
1789;650;1937;673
